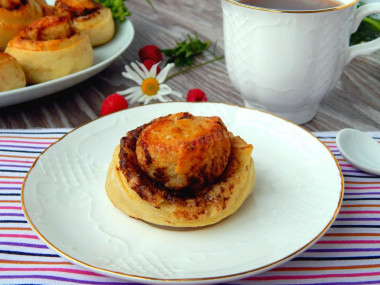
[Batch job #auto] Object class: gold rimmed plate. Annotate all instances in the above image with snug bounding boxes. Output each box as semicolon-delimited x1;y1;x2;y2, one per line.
22;102;343;284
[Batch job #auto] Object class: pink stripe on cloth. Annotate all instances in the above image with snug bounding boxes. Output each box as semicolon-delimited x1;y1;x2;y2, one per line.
317;240;380;244
0;159;34;163
0;267;102;276
246;271;380;281
0;234;39;239
0;140;55;145
0;206;22;210
345;186;380;189
339;211;380;214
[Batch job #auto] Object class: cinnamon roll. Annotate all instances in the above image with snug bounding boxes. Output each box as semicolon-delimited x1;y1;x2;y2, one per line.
55;0;115;46
0;52;26;91
0;0;45;51
5;15;93;84
106;113;255;227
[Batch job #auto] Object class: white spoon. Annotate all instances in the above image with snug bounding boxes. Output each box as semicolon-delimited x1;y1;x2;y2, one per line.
336;128;380;176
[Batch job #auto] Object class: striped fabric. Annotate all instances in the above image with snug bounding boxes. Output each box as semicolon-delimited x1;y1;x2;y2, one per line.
0;129;379;285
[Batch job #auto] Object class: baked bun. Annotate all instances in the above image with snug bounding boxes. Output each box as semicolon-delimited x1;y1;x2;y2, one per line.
106;112;255;227
0;0;44;51
0;52;26;91
55;0;115;46
136;113;231;191
5;15;93;84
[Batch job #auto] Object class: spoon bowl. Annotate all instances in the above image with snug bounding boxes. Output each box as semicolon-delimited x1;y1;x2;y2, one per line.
336;129;380;176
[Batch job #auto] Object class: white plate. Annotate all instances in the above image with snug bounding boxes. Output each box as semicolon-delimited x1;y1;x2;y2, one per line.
22;102;343;284
0;19;134;107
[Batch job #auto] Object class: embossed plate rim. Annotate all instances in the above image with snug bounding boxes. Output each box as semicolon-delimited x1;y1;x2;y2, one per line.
21;102;344;284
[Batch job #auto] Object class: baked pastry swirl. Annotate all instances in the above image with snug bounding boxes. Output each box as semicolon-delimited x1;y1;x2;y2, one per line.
55;0;114;46
106;112;255;227
5;15;93;84
0;0;45;51
0;52;26;91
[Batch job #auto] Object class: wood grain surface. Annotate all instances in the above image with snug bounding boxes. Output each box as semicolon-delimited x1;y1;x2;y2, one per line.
0;0;379;131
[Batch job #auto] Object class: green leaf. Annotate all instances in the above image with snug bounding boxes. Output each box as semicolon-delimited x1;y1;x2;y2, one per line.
94;0;131;22
161;33;211;67
94;0;156;22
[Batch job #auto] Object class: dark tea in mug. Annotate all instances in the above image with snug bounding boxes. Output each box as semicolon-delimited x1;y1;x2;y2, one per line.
238;0;343;10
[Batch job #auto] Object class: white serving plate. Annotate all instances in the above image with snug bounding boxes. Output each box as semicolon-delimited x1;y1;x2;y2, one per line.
22;102;344;284
0;16;134;107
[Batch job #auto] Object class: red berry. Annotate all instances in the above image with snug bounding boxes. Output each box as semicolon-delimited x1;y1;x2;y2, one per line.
186;89;207;102
138;45;162;63
100;94;128;116
143;59;161;73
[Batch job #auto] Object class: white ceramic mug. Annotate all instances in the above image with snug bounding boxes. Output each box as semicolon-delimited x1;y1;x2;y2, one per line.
222;0;380;124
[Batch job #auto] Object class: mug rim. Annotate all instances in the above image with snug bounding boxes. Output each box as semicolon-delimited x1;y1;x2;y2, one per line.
225;0;359;13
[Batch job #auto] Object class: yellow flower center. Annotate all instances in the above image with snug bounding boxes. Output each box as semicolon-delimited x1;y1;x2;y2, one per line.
141;78;159;96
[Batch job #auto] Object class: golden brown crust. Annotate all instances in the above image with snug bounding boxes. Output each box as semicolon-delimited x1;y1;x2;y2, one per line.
5;15;93;84
0;52;26;91
55;0;114;46
135;112;231;191
24;15;74;40
105;113;255;227
0;0;44;51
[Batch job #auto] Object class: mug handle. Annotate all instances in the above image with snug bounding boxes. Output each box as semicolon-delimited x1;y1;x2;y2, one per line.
347;3;380;64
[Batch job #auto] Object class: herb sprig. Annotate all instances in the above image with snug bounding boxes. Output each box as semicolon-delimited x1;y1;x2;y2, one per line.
160;33;224;81
161;34;211;67
94;0;131;22
94;0;155;22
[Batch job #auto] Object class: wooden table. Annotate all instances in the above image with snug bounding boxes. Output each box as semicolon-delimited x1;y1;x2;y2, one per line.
0;0;379;131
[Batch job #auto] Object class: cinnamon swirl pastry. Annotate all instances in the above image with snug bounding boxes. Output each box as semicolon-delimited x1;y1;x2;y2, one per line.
5;15;93;84
55;0;114;46
106;112;255;227
0;52;26;91
0;0;45;51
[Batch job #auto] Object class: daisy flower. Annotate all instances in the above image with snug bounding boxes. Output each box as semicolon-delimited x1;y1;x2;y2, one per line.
117;61;182;105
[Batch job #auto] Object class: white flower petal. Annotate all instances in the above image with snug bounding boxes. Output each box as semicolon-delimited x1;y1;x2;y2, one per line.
136;62;151;78
156;94;170;102
130;62;147;80
123;74;142;85
126;92;144;104
121;72;139;82
149;62;161;77
116;86;141;95
136;94;145;102
156;84;182;99
156;84;173;95
169;90;183;98
146;96;157;104
138;95;150;105
124;64;143;84
156;63;174;83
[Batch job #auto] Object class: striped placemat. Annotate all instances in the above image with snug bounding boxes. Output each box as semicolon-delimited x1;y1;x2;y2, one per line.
1;129;379;285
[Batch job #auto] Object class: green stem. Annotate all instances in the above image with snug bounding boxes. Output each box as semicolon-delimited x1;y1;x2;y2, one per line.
362;17;380;33
145;0;156;12
165;55;225;82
